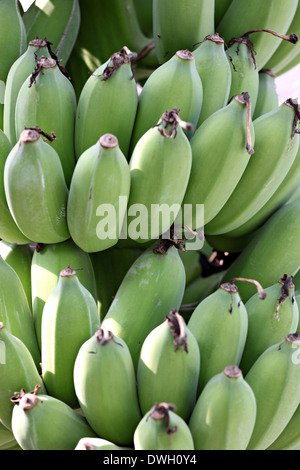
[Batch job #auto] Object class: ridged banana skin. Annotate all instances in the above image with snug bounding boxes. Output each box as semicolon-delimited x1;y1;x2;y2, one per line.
101;245;186;369
0;129;30;245
275;49;300;76
189;366;257;450
239;279;299;376
74;56;138;161
222;199;300;302
126;121;192;243
129;50;203;152
217;0;298;71
133;404;195;450
14;58;77;187
267;404;300;450
153;0;215;64
73;329;142;446
245;334;300;450
67;135;131;253
22;0;81;66
182;95;254;229
75;437;130;450
0;323;46;432
187;284;248;394
193;35;232;127
252;70;279;120
11;392;97;450
214;0;233;25
205;102;300;235
4;131;70;244
41;268;100;408
0;256;40;370
137;316;200;422
31;239;98;349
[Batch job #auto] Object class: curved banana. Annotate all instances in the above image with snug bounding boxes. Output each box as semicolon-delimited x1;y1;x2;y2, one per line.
205;99;300;235
267;404;300;450
73;326;142;446
205;231;256;254
275;49;300;76
67;134;131;253
189;365;256;450
217;0;298;70
152;0;215;64
240;274;299;376
126;108;192;244
15;56;77;186
132;0;153;38
252;69;279;120
137;309;200;422
11;385;97;450
193;33;232;127
182;92;254;229
129;49;203;152
0;322;46;431
75;437;130;450
179;249;202;287
101;242;186;369
0;422;16;450
4;128;70;243
133;402;195;450
214;0;233;25
245;333;300;450
31;239;98;349
41;266;100;408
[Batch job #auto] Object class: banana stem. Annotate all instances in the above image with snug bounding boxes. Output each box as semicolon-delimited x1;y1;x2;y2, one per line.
275;274;295;320
165;309;188;353
285;98;300;138
235;93;254;155
149;403;178;435
242;29;298;45
229;277;267;299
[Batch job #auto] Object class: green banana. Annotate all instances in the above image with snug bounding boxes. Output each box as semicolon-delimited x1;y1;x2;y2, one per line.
252;70;279;120
214;0;233;25
0;322;46;432
205;231;257;254
0;422;16;450
0;256;40;369
129;49;203;152
74;49;138;161
179;249;202;287
245;333;300;450
22;0;81;67
4;128;70;243
267;404;300;450
217;0;299;70
181;92;254;229
3;36;51;147
75;437;130;451
126;108;192;244
11;385;97;450
222;199;300;302
0;128;30;245
101;242;186;369
14;56;77;186
205;99;300;235
275;49;300;76
73;326;142;446
132;0;153;38
67;133;131;253
193;33;232;127
152;0;215;64
41;266;100;408
240;274;299;376
133;402;194;450
137;309;200;422
31;239;98;349
189;365;257;450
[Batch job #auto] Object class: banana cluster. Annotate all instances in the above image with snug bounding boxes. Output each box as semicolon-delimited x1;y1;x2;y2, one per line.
0;0;300;451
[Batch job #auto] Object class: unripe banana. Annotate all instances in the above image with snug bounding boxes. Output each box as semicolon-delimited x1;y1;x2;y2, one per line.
245;333;300;450
0;129;30;245
132;0;153;38
31;239;98;349
240;275;299;376
4;128;70;244
205;231;256;254
73;326;142;446
101;242;186;369
126;108;192;244
133;402;194;450
15;56;77;186
74;49;138;160
0;422;15;449
205;99;300;235
214;0;233;25
137;309;200;422
152;0;214;64
41;266;100;408
0;256;40;369
0;322;46;431
75;437;130;450
193;33;232;127
275;48;300;76
179;249;202;287
11;385;97;450
189;365;256;450
267;404;300;450
67;133;130;253
182;92;254;229
129;49;203;152
252;69;279;120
